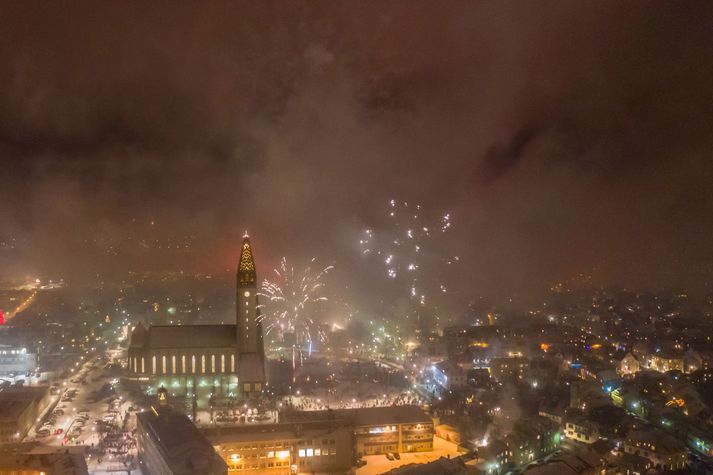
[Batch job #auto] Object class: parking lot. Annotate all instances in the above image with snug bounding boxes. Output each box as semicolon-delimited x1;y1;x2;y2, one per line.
26;351;142;473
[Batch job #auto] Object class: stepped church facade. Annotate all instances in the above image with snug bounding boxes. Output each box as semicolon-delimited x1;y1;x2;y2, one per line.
127;235;266;400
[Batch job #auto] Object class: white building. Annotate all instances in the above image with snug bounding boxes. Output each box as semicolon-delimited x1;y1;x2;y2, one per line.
0;345;37;377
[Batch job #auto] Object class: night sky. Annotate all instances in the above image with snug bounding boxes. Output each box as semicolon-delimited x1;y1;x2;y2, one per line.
1;2;712;307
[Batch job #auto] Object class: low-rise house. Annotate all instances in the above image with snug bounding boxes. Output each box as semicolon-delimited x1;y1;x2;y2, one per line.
522;451;603;474
619;353;641;377
432;361;468;391
506;417;561;467
564;416;600;444
623;428;687;471
650;352;684;373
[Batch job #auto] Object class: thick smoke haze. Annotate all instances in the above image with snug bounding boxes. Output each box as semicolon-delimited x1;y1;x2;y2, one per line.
1;2;712;310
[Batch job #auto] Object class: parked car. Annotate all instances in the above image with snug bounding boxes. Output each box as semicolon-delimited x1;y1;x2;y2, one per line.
386;453;395;461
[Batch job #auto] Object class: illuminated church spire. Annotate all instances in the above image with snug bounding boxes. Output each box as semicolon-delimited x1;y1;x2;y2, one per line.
238;234;256;275
236;233;265;396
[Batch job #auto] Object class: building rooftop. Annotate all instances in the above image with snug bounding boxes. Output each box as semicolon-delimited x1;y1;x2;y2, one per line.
202;419;350;445
0;386;48;422
384;456;467;475
280;405;432;427
626;428;686;455
131;324;237;349
0;443;87;475
137;407;227;475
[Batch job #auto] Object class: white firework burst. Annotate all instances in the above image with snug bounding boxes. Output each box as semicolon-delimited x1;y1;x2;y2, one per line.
258;257;333;349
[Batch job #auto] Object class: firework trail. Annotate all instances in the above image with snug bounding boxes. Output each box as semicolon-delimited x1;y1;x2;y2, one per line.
258;257;333;354
359;200;458;307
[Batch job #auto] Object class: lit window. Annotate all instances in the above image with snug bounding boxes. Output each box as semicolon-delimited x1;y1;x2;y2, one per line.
152;356;156;374
298;449;305;457
221;354;225;373
315;448;321;456
172;355;176;374
201;354;206;373
306;449;313;457
211;354;215;373
162;355;166;373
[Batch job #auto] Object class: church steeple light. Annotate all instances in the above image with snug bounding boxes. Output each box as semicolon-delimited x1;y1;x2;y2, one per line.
236;233;265;396
238;235;256;285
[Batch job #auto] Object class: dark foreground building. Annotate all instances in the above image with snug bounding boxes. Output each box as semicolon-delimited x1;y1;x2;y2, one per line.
128;235;266;400
137;405;228;475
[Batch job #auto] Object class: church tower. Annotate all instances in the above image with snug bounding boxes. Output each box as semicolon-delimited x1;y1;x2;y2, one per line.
236;233;266;397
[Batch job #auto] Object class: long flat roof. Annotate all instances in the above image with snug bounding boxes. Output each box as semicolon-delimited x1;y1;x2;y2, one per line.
0;386;48;421
280;405;432;427
203;419;350;444
134;324;238;349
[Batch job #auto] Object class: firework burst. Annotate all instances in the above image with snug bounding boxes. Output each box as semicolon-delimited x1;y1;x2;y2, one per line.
359;199;458;307
258;257;333;351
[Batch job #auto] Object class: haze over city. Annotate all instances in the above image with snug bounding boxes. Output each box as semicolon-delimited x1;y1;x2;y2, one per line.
0;3;713;475
2;2;713;306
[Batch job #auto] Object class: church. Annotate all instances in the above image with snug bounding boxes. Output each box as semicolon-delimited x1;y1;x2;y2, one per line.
127;235;266;400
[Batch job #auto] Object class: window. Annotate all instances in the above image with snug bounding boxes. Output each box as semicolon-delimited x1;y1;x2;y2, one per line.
255;383;261;392
244;383;251;392
298;449;305;457
192;355;196;374
306;449;313;457
211;354;215;373
231;354;235;372
182;355;186;373
152;355;156;374
162;355;166;373
315;448;321;456
141;357;145;373
172;355;176;374
221;354;225;373
201;354;206;373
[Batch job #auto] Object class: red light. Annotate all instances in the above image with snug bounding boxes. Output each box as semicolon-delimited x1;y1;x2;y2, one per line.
0;309;5;325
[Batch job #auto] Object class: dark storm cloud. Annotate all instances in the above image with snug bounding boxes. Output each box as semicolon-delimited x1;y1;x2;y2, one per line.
0;1;712;304
476;126;540;184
